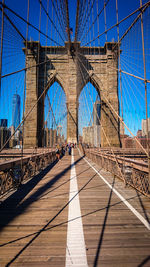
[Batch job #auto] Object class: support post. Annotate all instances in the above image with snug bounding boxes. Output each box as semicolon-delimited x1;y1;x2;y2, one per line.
23;42;39;148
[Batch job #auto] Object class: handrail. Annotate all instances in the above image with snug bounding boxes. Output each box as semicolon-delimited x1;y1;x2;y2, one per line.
0;150;57;196
87;149;148;173
83;148;149;197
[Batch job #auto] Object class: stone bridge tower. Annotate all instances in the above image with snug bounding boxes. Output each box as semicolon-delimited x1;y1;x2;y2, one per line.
23;41;121;148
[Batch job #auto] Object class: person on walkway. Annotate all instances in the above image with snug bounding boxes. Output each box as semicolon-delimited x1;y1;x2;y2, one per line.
55;145;60;161
68;144;72;155
61;145;65;156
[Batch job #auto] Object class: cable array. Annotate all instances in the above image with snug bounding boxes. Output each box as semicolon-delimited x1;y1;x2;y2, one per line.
0;0;69;153
0;0;149;188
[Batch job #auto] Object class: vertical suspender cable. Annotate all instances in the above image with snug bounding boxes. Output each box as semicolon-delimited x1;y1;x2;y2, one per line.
39;0;42;42
96;0;100;46
116;0;124;134
140;0;150;190
38;0;41;147
50;0;53;132
74;0;80;42
92;1;95;47
21;0;30;167
65;0;71;46
44;0;49;147
104;0;107;42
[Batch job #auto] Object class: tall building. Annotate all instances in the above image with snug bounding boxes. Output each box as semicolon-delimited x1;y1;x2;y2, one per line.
82;125;101;147
0;119;8;127
93;101;101;125
82;101;101;147
12;94;20;130
0;127;11;149
142;118;150;136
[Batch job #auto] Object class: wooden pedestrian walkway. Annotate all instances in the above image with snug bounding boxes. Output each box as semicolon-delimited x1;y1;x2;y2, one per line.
0;148;150;267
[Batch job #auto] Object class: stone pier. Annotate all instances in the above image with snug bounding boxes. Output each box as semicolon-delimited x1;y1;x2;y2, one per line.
23;41;120;148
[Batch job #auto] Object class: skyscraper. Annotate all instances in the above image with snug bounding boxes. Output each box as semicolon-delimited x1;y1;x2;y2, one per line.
12;94;20;129
0;119;8;127
93;100;101;125
142;118;150;136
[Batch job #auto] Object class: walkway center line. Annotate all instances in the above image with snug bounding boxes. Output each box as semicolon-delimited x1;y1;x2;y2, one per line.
80;151;150;231
65;149;88;267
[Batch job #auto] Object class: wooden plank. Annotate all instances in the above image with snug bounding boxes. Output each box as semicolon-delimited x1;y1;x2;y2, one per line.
74;149;150;267
0;148;150;267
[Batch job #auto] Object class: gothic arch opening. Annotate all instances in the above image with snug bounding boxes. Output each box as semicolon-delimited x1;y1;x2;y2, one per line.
78;75;101;99
45;74;66;97
78;82;101;147
44;81;67;147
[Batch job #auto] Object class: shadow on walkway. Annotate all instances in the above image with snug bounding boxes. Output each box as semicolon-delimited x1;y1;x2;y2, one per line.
136;190;150;224
0;156;84;232
93;175;115;267
138;255;150;267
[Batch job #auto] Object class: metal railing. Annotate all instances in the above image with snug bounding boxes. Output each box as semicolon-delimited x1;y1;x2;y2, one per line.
80;145;149;197
0;150;57;196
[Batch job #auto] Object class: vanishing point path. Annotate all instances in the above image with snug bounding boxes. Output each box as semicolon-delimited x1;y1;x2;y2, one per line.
0;149;150;267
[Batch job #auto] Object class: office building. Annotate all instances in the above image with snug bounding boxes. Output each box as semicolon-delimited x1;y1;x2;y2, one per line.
82;100;101;147
12;94;20;130
0;119;8;127
0;127;10;149
83;125;101;147
142;118;150;137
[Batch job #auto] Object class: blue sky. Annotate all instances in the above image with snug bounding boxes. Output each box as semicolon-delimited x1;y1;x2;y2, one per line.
0;0;149;138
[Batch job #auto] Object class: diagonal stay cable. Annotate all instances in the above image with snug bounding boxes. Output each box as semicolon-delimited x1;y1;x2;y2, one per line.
51;0;67;42
64;0;71;45
0;74;57;152
59;0;68;36
78;0;96;41
81;0;110;43
0;7;26;41
1;52;67;79
112;3;149;53
76;53;126;183
76;49;150;84
74;0;80;42
4;163;99;266
77;0;91;41
37;0;65;43
77;0;86;36
45;84;60;129
55;0;68;39
0;2;62;46
76;50;148;156
82;1;150;46
55;0;67;40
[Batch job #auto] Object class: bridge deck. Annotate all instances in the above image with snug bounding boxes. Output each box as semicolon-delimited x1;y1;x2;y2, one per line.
0;149;150;267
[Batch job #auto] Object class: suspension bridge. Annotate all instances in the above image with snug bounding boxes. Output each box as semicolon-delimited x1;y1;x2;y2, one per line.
0;0;150;266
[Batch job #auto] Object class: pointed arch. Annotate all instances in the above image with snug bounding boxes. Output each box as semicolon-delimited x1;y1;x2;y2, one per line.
45;73;67;97
78;73;104;100
78;77;101;147
44;79;67;146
